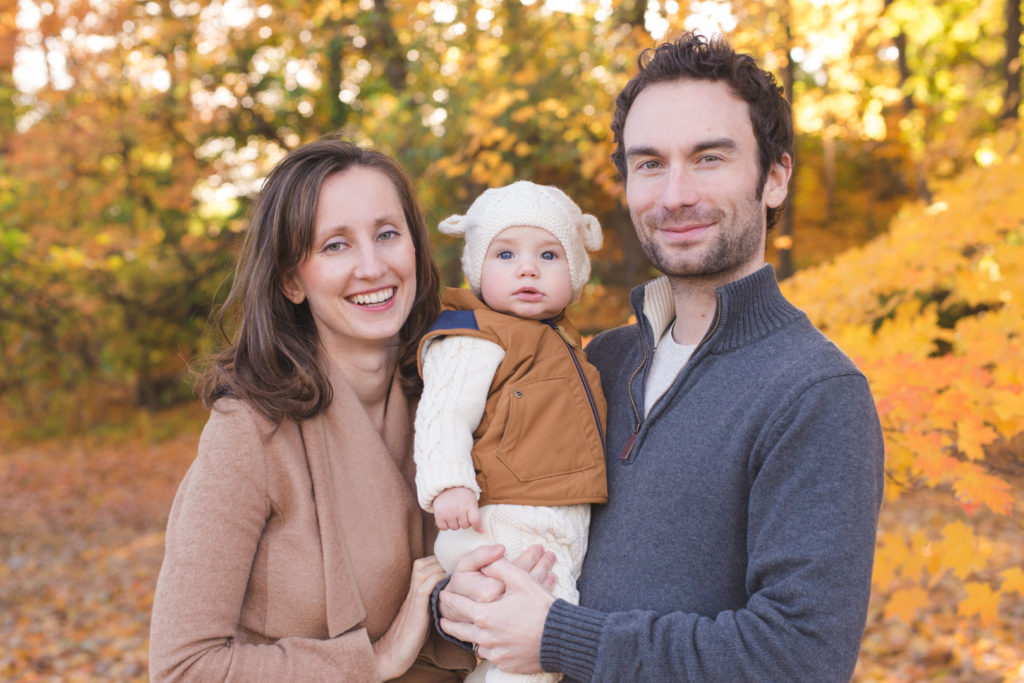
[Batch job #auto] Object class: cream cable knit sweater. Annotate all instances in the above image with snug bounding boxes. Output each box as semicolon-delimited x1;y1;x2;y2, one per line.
414;335;504;511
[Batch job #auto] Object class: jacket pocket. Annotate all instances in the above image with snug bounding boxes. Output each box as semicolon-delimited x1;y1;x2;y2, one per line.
495;375;601;482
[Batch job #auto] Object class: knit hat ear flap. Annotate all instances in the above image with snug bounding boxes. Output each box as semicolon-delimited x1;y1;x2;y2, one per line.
438;214;467;237
580;214;603;252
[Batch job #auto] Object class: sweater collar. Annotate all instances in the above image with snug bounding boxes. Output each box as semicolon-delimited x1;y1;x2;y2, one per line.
631;264;804;353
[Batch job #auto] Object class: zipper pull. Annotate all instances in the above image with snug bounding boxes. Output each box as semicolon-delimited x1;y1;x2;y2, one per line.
619;431;637;460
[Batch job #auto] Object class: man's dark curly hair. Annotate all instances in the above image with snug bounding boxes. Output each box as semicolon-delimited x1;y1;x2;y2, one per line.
611;31;794;230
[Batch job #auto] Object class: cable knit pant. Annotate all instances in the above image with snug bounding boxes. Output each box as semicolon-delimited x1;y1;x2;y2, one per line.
434;503;591;683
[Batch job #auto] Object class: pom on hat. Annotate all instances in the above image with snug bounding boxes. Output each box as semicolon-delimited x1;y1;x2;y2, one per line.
440;181;603;303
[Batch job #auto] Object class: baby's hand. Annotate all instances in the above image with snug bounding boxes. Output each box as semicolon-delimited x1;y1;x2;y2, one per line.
432;487;482;532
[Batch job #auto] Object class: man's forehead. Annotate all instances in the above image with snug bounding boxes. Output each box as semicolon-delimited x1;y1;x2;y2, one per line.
623;80;755;147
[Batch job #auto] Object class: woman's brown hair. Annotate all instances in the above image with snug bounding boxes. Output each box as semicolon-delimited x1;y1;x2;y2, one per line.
198;137;441;424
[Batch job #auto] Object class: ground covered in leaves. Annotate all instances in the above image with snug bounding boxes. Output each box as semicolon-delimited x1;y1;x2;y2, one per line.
1;407;1022;681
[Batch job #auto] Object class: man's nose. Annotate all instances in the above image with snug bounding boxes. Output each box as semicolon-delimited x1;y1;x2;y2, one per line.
659;166;700;209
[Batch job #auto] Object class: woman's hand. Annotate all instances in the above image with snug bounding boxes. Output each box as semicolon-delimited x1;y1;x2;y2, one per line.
372;556;447;681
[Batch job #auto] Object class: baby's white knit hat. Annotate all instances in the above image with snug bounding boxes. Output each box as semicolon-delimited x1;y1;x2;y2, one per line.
439;181;603;303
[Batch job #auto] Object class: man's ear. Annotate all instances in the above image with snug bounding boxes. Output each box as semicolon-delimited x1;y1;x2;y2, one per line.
763;153;792;209
280;270;306;305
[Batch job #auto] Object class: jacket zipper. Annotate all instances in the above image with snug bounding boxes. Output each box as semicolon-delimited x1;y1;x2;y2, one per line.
620;327;647;460
621;291;723;461
547;321;606;452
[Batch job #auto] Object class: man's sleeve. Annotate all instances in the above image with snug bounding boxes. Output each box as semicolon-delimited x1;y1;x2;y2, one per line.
539;374;885;682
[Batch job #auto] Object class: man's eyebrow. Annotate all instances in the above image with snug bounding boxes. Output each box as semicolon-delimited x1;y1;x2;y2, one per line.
692;138;738;154
625;139;739;159
624;145;661;159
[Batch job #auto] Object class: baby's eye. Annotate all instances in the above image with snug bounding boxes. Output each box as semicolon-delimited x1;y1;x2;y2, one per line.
541;251;558;260
498;250;514;260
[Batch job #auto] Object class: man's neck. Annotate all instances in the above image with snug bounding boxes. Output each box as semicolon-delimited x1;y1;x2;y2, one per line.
665;261;764;345
666;277;719;345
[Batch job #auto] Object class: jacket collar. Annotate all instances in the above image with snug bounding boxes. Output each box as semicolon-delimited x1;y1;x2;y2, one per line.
442;285;581;347
631;264;804;354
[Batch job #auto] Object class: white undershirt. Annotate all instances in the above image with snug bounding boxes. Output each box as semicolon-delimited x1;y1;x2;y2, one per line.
644;322;697;416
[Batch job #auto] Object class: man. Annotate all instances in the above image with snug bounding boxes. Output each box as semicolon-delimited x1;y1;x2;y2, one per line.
436;31;884;682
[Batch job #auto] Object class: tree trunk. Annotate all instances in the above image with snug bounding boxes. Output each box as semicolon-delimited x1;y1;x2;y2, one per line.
776;4;796;280
373;0;408;91
1002;0;1022;120
885;0;932;202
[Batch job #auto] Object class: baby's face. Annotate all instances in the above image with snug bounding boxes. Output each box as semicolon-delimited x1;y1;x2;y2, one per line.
479;226;572;320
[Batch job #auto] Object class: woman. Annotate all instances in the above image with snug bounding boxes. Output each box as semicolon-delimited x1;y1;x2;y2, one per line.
150;138;474;681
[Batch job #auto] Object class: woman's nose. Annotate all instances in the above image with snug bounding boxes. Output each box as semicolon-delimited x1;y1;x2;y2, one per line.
355;245;386;279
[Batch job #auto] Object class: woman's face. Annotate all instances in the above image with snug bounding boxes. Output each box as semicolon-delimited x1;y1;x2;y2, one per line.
282;166;417;357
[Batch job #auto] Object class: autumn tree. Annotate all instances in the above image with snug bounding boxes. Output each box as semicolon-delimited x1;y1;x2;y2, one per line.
782;121;1024;633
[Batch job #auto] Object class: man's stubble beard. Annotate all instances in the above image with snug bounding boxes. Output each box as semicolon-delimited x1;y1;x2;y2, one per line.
630;189;766;281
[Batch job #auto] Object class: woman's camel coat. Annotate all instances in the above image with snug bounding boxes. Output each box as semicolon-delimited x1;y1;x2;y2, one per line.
150;374;472;681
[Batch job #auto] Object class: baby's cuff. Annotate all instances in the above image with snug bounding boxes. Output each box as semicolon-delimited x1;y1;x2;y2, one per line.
417;464;481;512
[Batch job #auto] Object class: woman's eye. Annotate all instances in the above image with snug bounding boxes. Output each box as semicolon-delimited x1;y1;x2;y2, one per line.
378;228;400;242
323;240;346;252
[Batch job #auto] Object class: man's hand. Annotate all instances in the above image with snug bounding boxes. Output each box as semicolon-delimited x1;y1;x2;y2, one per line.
432;486;482;531
438;544;557;675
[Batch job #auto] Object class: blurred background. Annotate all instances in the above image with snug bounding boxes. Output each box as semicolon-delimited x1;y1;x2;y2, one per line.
1;0;1022;680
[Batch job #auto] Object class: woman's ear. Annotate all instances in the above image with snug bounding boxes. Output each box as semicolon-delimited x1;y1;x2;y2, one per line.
280;270;306;305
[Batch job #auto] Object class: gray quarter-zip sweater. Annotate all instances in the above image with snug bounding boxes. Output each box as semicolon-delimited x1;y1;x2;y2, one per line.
539;265;884;682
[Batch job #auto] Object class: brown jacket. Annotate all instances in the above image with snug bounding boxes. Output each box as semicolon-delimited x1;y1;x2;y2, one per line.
149;373;472;682
418;288;607;507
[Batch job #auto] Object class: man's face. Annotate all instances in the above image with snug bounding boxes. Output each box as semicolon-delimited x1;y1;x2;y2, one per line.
622;79;790;284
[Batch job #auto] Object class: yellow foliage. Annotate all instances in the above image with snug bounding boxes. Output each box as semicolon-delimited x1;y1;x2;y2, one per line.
782;121;1024;632
936;521;988;581
957;581;1000;627
1002;567;1024;596
883;586;929;623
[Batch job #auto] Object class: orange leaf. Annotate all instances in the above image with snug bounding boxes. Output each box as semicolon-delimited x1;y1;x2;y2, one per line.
1001;567;1024;596
951;463;1014;516
883;586;930;623
955;416;998;461
911;444;958;485
957;581;1000;627
935;521;986;581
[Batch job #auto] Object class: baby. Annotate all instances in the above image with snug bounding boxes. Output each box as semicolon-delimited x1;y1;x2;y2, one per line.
414;181;608;683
